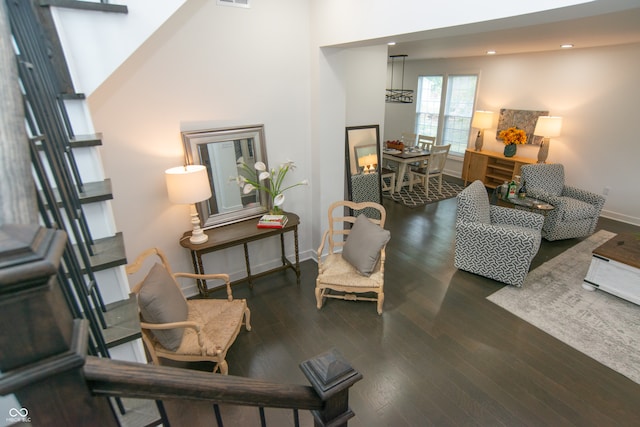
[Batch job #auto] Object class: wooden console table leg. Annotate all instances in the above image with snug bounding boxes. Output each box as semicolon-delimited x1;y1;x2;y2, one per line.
192;251;208;296
294;226;300;285
243;242;253;289
280;234;286;266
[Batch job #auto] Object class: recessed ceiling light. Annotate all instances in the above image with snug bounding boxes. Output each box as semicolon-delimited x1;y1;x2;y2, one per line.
561;44;574;49
387;42;396;46
486;50;497;55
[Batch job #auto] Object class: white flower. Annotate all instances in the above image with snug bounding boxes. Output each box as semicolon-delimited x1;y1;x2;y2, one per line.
300;179;309;186
258;171;270;181
254;161;267;172
242;183;255;194
273;193;285;206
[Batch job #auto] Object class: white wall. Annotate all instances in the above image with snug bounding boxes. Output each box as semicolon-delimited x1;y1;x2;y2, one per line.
52;0;186;95
312;0;593;47
89;0;312;285
384;43;640;225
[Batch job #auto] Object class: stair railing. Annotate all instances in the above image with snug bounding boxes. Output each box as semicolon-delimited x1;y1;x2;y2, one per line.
0;224;363;427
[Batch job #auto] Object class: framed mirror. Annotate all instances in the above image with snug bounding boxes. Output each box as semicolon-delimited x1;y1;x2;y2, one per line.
345;125;382;216
182;124;269;228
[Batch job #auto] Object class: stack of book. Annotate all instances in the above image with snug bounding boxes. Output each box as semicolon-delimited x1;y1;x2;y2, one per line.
257;214;288;229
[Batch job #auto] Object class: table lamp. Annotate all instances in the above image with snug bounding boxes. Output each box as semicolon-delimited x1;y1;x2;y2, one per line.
165;165;212;244
471;110;494;151
534;116;563;163
358;154;378;173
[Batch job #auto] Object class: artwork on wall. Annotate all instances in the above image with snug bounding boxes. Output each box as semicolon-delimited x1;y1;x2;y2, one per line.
496;108;549;145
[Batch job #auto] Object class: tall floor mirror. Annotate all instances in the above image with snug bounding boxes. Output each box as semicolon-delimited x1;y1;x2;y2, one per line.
345;125;382;219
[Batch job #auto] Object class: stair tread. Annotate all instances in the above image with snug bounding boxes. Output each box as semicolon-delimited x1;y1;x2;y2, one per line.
101;296;141;348
74;232;127;273
40;0;128;14
69;133;103;147
46;179;113;205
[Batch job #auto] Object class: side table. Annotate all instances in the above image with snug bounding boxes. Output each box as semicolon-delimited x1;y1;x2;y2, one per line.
180;213;300;296
583;233;640;305
496;195;554;215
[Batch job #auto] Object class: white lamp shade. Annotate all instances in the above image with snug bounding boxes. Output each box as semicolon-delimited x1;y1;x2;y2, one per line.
358;154;377;167
534;116;563;137
471;110;494;129
165;165;212;204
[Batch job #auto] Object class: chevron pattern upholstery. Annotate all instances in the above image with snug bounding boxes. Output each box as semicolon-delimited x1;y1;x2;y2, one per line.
520;164;606;241
455;180;544;287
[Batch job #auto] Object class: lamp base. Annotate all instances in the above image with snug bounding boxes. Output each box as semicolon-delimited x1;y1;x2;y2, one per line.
190;229;208;244
189;205;208;245
474;130;484;151
537;138;550;163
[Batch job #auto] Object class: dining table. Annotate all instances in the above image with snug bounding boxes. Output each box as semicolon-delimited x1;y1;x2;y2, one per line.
382;147;431;193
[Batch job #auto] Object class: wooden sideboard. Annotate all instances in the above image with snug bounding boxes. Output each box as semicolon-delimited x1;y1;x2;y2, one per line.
462;149;537;188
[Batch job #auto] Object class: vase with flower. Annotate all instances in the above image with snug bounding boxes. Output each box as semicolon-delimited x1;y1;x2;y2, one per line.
498;126;527;157
234;159;308;215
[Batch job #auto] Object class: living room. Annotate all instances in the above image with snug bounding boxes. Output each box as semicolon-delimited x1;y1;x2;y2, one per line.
76;0;639;284
2;0;639;424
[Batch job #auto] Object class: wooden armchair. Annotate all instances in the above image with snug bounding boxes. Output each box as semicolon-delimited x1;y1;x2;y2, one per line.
126;248;251;374
315;201;390;314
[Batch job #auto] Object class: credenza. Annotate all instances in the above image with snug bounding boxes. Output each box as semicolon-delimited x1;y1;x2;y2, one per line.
461;149;537;188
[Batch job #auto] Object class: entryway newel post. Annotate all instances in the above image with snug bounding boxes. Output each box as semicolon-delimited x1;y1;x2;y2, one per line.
300;348;363;427
0;225;117;426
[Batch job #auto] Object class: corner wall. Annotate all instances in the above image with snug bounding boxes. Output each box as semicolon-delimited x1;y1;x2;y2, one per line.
89;0;313;283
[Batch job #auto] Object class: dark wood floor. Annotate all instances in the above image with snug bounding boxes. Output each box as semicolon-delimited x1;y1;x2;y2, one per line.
171;195;640;426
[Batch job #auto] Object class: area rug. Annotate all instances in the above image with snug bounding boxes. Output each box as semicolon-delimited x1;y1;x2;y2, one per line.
383;179;465;208
487;230;640;385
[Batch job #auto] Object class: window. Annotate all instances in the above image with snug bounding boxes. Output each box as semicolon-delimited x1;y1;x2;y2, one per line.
415;74;478;155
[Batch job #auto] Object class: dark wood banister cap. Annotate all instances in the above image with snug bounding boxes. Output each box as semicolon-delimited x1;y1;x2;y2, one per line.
0;224;66;296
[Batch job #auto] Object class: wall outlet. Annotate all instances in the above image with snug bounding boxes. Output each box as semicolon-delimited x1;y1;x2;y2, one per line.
603;186;610;196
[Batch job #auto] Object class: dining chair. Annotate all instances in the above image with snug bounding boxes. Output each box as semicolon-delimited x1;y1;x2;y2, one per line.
401;132;417;146
410;135;436;169
380;167;396;193
408;144;451;196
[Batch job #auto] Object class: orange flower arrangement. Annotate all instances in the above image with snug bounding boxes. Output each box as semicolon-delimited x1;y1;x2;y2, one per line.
498;127;527;145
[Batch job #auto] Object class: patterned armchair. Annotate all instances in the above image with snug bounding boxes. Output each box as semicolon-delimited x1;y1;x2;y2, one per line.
455;180;544;287
520;164;606;241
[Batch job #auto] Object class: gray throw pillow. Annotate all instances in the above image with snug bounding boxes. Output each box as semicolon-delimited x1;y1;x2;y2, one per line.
138;263;188;351
342;214;391;276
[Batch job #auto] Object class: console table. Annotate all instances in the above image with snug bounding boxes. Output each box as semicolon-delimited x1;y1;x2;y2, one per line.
180;213;300;296
462;149;536;188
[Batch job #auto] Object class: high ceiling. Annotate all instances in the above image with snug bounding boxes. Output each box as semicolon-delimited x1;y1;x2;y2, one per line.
387;5;640;60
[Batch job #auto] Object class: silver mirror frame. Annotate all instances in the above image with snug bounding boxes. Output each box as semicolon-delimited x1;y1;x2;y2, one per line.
182;124;269;229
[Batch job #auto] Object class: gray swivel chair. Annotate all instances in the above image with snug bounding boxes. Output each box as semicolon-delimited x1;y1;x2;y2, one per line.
520;164;605;241
455;180;544;287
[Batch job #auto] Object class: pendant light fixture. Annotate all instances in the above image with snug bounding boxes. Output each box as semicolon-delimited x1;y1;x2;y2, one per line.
386;54;414;103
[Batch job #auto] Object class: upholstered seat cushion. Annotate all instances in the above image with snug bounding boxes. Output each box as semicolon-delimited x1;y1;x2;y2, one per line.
559;197;599;221
152;299;247;357
342;214;390;276
138;263;188;351
318;253;383;288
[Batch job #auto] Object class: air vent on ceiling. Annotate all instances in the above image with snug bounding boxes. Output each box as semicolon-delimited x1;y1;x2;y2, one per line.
217;0;250;8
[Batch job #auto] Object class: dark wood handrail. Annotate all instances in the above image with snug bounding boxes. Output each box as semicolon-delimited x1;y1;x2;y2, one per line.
84;356;323;410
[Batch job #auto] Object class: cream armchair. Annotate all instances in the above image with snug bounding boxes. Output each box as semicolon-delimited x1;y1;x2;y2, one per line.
520;164;606;241
127;248;251;374
315;201;390;314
